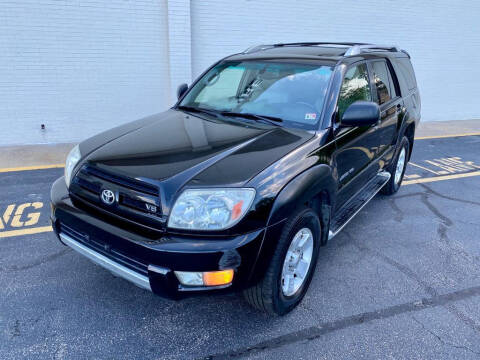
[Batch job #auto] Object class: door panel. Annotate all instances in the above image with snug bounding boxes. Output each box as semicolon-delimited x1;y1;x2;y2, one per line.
378;100;402;158
333;62;381;210
334;126;380;209
369;60;402;158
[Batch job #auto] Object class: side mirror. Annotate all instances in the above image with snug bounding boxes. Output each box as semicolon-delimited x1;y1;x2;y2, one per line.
341;101;380;127
177;83;189;100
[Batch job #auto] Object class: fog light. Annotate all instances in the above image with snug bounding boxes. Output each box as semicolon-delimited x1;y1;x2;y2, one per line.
174;269;234;287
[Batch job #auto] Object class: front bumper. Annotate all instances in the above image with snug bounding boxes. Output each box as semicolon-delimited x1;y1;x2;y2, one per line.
51;177;284;298
59;231;152;290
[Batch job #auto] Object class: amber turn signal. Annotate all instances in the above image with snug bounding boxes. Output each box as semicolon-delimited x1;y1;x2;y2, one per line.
202;269;234;286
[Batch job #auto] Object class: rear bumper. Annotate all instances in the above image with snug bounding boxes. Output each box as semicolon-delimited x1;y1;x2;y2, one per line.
50;177;284;298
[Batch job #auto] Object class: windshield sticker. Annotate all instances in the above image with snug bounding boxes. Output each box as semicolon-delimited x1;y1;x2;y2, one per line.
305;113;317;121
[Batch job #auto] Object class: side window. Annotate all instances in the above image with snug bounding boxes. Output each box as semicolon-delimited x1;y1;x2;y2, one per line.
371;61;393;105
337;63;372;120
386;63;398;98
397;58;417;91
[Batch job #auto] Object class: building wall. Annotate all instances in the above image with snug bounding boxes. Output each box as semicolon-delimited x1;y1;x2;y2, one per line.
190;0;480;124
1;0;170;145
1;0;479;145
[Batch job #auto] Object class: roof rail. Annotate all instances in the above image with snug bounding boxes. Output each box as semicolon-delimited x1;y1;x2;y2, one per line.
243;42;368;54
242;42;402;56
344;44;400;56
272;42;369;47
242;44;275;54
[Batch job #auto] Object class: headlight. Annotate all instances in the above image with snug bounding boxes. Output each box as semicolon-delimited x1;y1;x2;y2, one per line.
168;188;255;230
64;145;81;188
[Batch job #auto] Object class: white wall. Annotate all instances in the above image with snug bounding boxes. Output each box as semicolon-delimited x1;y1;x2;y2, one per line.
0;0;171;145
190;0;480;124
1;0;479;145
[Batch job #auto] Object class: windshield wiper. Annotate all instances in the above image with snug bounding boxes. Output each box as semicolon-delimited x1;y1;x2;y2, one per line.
177;105;220;118
178;107;284;126
219;111;283;126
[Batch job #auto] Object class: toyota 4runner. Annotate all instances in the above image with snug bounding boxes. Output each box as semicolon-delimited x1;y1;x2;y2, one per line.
51;42;420;315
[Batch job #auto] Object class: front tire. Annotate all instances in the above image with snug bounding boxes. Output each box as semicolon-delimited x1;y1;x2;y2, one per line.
243;207;321;315
382;136;410;195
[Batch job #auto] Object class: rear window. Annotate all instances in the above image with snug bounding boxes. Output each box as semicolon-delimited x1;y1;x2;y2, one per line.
397;58;417;91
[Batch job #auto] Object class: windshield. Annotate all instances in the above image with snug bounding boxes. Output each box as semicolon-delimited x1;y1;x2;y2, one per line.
179;61;334;130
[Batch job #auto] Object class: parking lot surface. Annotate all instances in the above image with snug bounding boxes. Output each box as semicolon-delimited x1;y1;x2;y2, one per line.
1;134;479;359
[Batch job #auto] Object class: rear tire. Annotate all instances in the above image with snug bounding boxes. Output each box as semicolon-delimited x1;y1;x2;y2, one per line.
243;207;321;315
382;136;410;195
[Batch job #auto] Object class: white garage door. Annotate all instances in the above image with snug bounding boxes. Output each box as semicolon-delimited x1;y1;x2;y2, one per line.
191;0;480;123
1;0;170;145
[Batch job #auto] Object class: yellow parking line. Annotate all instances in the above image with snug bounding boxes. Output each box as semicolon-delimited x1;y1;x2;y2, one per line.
0;164;64;173
403;170;480;185
0;226;53;238
415;132;480;140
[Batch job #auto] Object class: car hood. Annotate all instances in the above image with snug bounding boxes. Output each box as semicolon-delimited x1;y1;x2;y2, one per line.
80;109;314;187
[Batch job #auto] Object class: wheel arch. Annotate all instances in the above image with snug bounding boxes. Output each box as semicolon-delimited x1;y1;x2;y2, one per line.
267;164;336;245
404;121;415;161
246;164;336;287
396;110;416;161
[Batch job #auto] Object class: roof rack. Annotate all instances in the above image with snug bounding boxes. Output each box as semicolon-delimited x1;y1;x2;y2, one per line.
242;44;275;54
242;42;401;56
344;44;400;56
273;42;370;47
242;42;365;54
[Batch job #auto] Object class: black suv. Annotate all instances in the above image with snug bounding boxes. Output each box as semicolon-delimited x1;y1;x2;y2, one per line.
51;42;420;315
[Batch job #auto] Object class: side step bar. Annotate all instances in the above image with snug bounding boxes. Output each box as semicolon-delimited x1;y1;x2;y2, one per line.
329;171;391;240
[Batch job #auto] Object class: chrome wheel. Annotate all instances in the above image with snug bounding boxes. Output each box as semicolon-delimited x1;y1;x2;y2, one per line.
394;147;406;185
281;227;314;297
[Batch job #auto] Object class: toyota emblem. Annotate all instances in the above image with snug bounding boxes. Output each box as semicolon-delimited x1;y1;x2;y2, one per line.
101;189;115;205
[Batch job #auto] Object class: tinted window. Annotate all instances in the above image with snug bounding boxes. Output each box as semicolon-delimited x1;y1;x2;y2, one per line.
397;58;417;91
386;63;398;98
371;61;393;105
180;61;334;130
337;63;371;120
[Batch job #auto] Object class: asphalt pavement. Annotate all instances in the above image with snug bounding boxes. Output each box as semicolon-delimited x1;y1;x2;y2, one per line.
1;134;479;359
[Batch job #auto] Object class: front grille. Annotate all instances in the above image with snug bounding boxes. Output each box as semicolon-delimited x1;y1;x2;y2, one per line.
82;165;159;196
60;222;149;276
75;175;100;194
69;164;166;232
